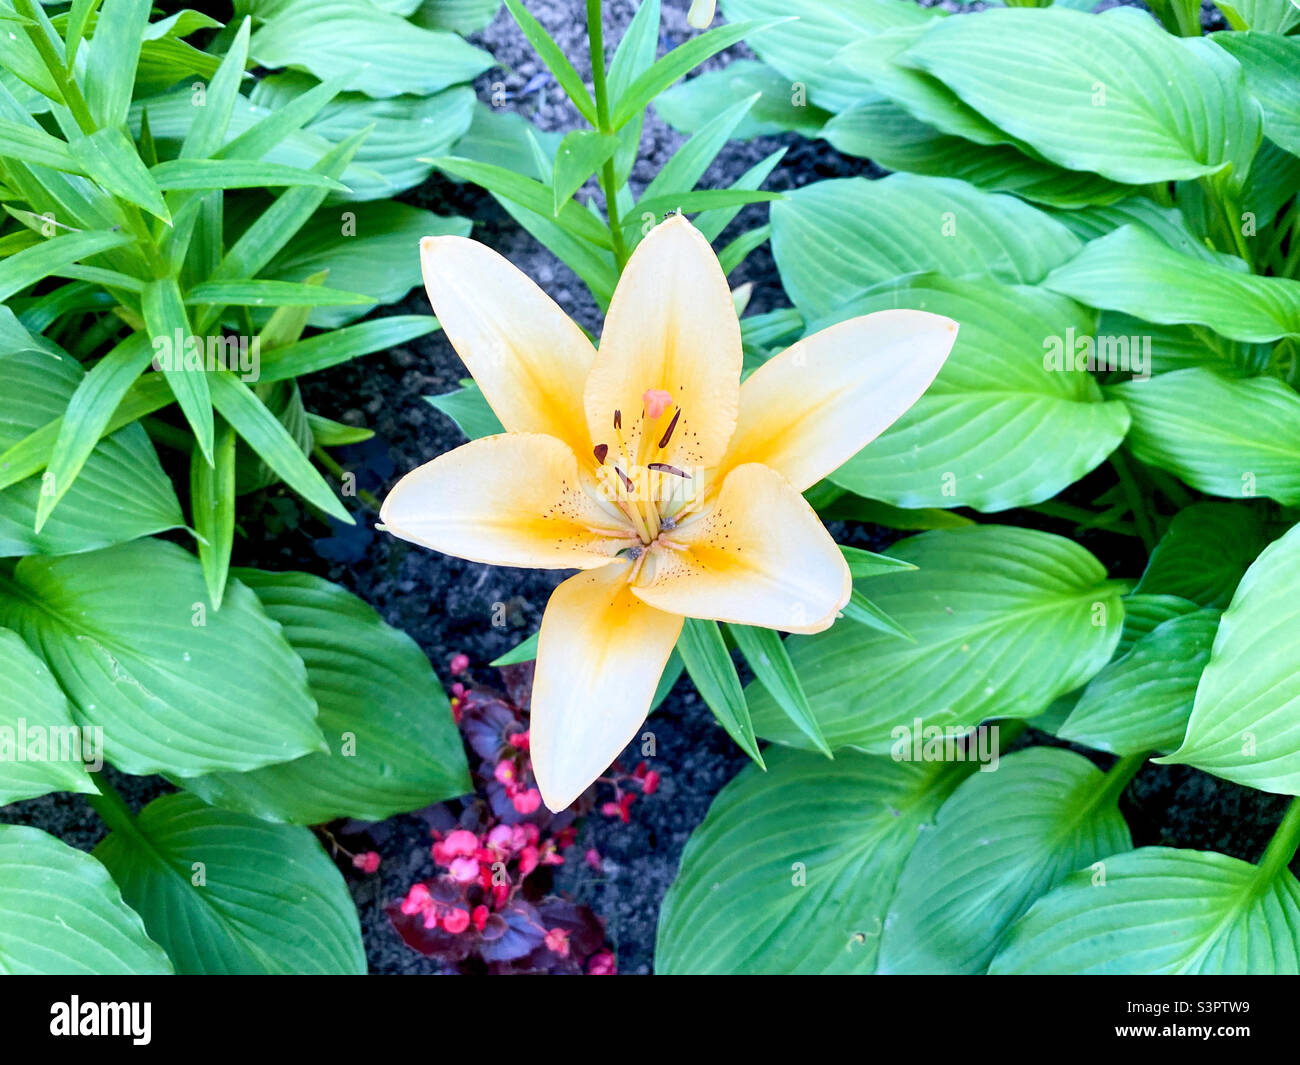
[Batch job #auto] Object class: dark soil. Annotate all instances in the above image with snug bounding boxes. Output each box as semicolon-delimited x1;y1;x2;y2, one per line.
3;0;1292;977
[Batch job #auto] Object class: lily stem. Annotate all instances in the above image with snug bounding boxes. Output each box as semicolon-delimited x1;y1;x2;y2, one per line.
586;0;628;272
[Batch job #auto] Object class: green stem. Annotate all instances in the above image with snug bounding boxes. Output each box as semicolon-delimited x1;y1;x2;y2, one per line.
1254;797;1300;891
1024;501;1139;538
85;773;141;840
1096;751;1147;810
313;444;381;512
13;0;97;135
1110;449;1157;555
585;0;628;271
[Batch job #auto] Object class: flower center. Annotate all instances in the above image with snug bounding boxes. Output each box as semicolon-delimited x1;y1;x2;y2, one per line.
589;387;704;564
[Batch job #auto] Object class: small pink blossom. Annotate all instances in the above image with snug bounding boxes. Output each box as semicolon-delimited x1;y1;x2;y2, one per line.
449;652;470;675
352;851;381;874
587;950;617;975
448;857;480;883
441;907;470;934
544;927;571;957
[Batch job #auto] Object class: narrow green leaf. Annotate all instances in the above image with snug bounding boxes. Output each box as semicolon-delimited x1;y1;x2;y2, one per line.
83;0;151;127
677;617;764;767
729;624;830;757
0;228;131;303
551;129;618;216
191;419;236;609
258;315;440;382
151;159;349;192
141;277;215;464
502;0;597;125
208;372;353;524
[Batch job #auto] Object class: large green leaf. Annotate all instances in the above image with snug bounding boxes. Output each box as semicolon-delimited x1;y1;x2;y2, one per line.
1160;523;1300;793
878;747;1133;974
182;570;470;823
656;747;966;974
0;320;181;557
771;174;1080;321
1133;502;1270;609
991;847;1300;974
1214;31;1300;157
818;274;1129;512
748;526;1124;750
1215;0;1300;32
1110;369;1300;506
654;60;831;140
905;7;1261;188
249;74;476;199
1045;226;1300;343
261;202;469;327
94;792;365;974
822;97;1131;210
0;628;96;803
1059;608;1220;756
0;539;326;777
249;0;491;98
720;0;939;111
0;824;171;975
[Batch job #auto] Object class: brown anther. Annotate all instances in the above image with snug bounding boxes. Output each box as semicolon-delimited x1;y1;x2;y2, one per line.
614;466;635;493
647;462;688;478
593;443;608;464
613;409;622;430
657;407;681;449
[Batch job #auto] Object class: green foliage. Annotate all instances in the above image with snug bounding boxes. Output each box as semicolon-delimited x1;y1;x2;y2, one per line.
660;0;1300;975
0;0;475;975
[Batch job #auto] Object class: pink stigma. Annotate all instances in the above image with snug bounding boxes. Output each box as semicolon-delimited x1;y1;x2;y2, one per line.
642;389;673;420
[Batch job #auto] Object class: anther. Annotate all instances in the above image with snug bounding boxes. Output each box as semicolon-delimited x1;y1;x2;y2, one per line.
658;407;681;449
593;443;608;464
613;409;622;430
647;462;688;478
614;466;635;493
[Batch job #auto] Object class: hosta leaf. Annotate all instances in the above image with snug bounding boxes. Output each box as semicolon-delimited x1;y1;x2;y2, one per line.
820;274;1129;512
990;847;1300;974
1059;608;1221;756
654;60;830;140
1214;0;1300;32
248;74;476;200
0;320;180;557
748;526;1124;751
1133;502;1270;609
1214;31;1300;157
656;747;966;974
0;825;170;975
905;7;1261;188
822;98;1132;210
1160;523;1300;792
182;570;471;824
720;0;938;111
0;538;326;777
771;174;1080;322
249;0;491;98
94;792;365;974
1110;369;1300;506
425;381;504;441
0;628;96;803
1044;226;1300;343
878;747;1132;974
261;203;469;327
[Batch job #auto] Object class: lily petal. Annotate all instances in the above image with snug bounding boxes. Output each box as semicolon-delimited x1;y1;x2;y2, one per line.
531;563;684;811
718;310;959;492
583;215;742;471
421;235;596;456
633;463;851;633
381;433;623;570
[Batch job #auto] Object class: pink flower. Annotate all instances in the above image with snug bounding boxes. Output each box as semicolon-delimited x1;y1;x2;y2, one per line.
585;848;603;872
507;729;530;750
471;905;490;932
449;652;470;675
642;770;661;795
442;907;470;934
352;851;381;874
512;788;542;815
448;857;480;883
399;883;432;916
518;845;540;878
544;927;571;957
587;950;617;975
494;759;517;786
487;824;516;854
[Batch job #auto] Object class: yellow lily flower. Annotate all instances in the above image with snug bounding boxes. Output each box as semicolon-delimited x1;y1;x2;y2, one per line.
381;215;957;811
